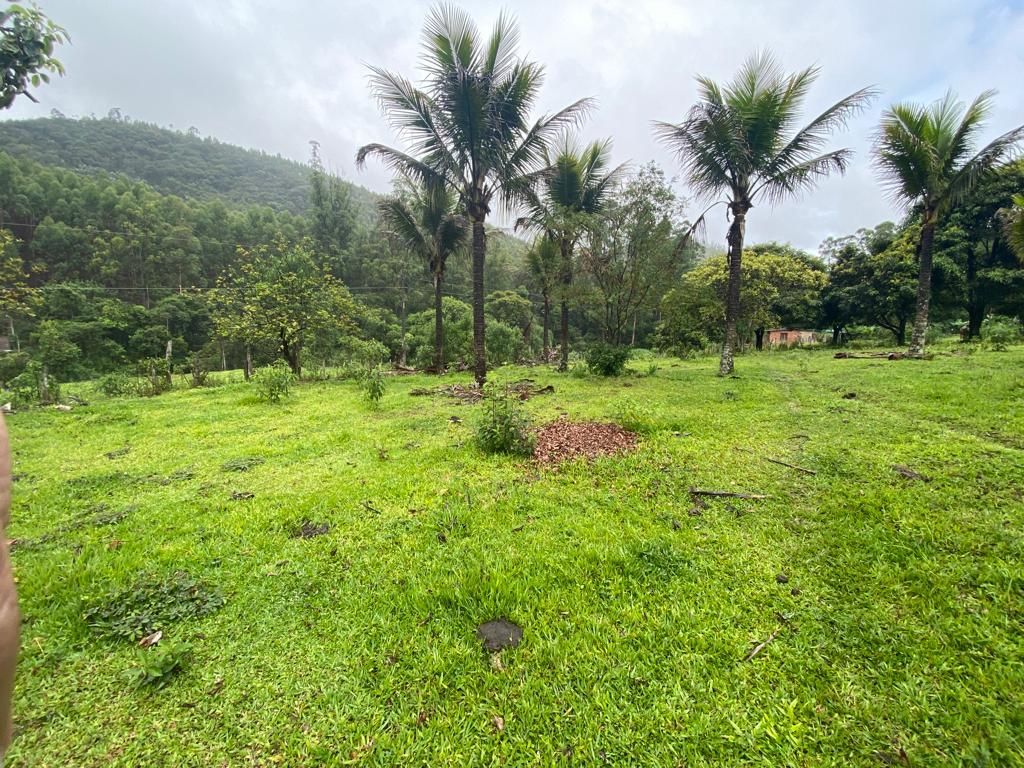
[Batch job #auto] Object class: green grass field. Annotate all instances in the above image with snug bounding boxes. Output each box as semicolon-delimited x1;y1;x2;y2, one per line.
5;348;1023;766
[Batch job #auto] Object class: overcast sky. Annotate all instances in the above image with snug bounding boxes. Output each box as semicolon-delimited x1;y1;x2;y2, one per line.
5;0;1023;251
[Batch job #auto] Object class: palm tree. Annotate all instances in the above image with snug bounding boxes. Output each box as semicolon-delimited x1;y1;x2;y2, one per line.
526;235;560;357
517;137;623;370
873;90;1024;356
379;179;468;372
356;4;591;384
654;52;875;375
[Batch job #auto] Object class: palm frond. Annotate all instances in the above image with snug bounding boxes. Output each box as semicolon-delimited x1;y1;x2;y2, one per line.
758;149;854;207
759;86;877;182
378;196;431;259
421;3;480;78
943;123;1024;211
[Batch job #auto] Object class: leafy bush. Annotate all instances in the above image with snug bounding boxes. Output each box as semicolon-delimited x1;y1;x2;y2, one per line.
0;351;29;387
585;342;630;376
124;640;191;689
188;354;209;388
476;384;535;457
137;358;172;396
83;572;225;642
98;372;138;397
486;320;528;366
363;365;386;406
614;398;656;434
983;316;1020;351
7;361;60;406
252;361;295;403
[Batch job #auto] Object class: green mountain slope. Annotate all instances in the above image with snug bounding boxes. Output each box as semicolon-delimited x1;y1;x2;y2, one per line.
0;116;377;215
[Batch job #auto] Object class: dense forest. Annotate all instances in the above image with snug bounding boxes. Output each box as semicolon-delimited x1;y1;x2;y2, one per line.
0;114;378;216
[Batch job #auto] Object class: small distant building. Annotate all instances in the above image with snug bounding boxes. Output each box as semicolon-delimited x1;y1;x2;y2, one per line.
766;328;817;347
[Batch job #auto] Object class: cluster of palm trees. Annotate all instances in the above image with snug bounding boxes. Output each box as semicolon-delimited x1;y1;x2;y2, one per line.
359;4;1024;381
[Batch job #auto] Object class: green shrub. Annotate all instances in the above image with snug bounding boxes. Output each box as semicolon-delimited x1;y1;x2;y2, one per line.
476;384;535;457
124;639;191;689
982;316;1020;351
137;358;172;396
98;372;139;398
585;342;630;376
363;365;386;406
0;351;29;387
614;398;656;434
188;354;209;388
252;361;295;403
7;361;59;406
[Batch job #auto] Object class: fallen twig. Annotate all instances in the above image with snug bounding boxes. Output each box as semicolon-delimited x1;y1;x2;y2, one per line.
763;457;817;475
734;447;817;475
744;627;781;661
689;488;768;500
892;464;929;482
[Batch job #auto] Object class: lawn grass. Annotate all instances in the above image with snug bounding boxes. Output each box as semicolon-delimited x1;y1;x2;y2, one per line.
5;346;1023;766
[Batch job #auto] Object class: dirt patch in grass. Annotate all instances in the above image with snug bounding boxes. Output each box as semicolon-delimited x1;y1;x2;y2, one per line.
292;520;330;539
411;379;554;405
477;618;523;652
534;419;638;465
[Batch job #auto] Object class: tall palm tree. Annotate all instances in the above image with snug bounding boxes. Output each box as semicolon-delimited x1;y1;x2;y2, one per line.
356;4;591;384
654;52;875;375
518;137;623;370
874;90;1024;356
526;235;560;357
379;179;468;372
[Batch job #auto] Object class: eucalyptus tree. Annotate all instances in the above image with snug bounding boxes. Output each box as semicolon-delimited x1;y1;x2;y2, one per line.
654;52;875;375
378;179;468;372
517;137;623;370
873;90;1024;356
356;4;591;383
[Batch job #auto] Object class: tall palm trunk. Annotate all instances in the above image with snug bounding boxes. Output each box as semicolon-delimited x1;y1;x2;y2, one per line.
908;213;937;357
558;239;571;372
433;269;444;373
719;207;747;376
541;291;550;357
471;218;487;385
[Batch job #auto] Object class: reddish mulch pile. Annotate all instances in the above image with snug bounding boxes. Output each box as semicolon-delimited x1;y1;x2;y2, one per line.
534;419;638;465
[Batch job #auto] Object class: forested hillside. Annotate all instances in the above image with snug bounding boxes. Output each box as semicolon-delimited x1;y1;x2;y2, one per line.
0;115;378;216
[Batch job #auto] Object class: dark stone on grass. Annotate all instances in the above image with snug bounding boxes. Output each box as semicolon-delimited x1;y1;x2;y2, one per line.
842;392;857;399
776;573;789;584
105;446;131;459
477;618;522;652
231;491;255;500
293;521;330;539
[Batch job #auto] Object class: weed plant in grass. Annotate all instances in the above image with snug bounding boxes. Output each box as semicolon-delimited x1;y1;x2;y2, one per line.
4;346;1023;766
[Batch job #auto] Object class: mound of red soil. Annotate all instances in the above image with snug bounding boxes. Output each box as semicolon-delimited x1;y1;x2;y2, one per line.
534;419;638;465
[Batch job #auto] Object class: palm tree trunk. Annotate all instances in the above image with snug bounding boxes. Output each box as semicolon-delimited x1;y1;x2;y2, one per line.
719;209;746;376
908;216;937;357
541;292;550;357
559;239;572;372
433;270;444;373
471;218;487;385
